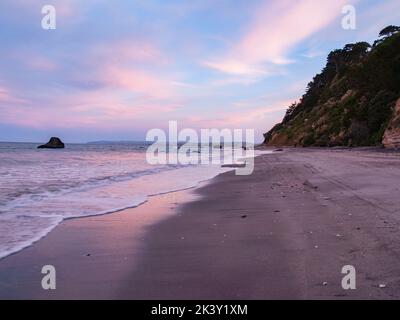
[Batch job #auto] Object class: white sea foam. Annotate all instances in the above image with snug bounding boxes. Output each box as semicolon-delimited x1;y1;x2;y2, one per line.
0;142;271;259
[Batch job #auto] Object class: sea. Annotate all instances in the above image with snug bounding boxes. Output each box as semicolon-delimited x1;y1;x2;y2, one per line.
0;141;265;259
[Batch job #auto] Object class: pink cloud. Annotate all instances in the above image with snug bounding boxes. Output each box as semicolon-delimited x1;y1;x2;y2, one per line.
26;56;57;71
203;100;292;127
103;66;176;99
0;85;182;130
70;39;180;100
176;97;293;130
0;86;27;104
91;40;170;66
204;0;352;77
0;35;186;130
171;98;293;143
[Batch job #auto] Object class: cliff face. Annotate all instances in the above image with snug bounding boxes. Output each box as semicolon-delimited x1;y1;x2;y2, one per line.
263;30;400;148
383;98;400;148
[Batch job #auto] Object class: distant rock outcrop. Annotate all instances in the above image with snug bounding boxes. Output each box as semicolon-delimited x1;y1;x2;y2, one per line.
383;98;400;149
37;137;65;149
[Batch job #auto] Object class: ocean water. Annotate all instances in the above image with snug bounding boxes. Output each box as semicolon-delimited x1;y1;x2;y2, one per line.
0;141;262;259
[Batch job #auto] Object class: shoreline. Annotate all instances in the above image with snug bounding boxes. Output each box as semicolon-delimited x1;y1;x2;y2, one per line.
0;186;202;299
118;148;400;299
2;148;400;299
0;167;232;262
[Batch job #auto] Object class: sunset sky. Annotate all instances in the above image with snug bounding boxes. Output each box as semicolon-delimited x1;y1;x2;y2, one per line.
1;0;399;143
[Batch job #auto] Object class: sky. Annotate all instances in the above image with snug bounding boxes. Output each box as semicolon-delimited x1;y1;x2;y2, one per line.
0;0;399;143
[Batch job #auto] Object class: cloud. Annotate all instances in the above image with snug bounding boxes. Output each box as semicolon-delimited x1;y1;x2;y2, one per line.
0;10;188;132
0;85;27;104
64;39;179;99
301;48;326;59
0;0;87;21
90;40;169;65
203;60;268;77
0;88;181;130
25;56;57;71
0;37;183;130
211;101;292;127
204;0;351;77
181;95;297;129
177;98;294;143
101;67;176;99
3;0;389;142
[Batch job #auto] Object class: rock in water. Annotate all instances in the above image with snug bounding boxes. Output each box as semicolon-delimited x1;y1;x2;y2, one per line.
37;137;65;149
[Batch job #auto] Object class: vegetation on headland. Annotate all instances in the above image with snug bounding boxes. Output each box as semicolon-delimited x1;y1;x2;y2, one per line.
263;26;400;147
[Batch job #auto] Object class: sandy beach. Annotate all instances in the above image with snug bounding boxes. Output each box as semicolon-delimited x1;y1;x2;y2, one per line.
1;148;400;299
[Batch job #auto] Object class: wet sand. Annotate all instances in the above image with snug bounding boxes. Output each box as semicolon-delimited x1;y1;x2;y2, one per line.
1;148;400;299
0;189;200;299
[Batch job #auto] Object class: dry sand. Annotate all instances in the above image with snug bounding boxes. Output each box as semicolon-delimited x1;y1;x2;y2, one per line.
1;148;400;299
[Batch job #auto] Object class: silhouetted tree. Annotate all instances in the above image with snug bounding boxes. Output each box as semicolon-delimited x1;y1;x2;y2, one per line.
379;25;400;38
343;42;371;54
284;102;298;120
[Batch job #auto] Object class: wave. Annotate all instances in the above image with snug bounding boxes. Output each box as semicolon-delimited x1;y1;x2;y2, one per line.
0;144;269;260
0;164;184;211
0;163;231;260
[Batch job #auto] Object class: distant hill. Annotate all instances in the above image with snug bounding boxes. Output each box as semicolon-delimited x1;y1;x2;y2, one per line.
263;26;400;148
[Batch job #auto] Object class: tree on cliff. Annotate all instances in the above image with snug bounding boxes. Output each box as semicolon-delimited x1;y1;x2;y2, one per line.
379;25;400;38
